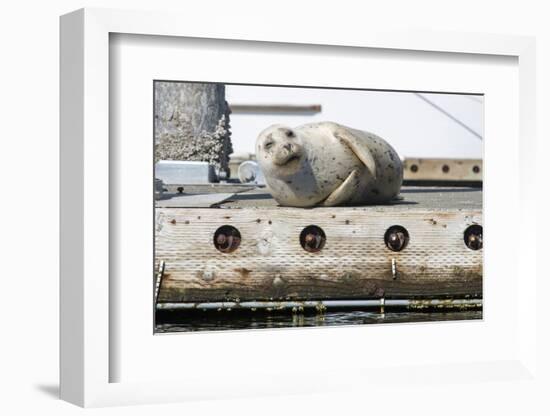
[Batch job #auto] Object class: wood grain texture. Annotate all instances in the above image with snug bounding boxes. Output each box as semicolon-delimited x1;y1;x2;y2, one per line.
403;158;482;181
155;205;482;302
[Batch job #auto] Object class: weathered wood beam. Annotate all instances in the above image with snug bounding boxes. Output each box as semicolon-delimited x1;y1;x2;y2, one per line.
403;158;482;182
155;201;482;303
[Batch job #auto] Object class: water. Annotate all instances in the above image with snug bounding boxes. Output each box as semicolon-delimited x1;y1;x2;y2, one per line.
155;309;482;333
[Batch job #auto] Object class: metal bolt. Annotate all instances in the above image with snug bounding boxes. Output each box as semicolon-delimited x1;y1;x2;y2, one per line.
442;164;450;173
464;225;483;250
304;233;323;250
213;225;241;253
300;225;326;253
410;164;419;173
384;225;409;252
467;234;482;250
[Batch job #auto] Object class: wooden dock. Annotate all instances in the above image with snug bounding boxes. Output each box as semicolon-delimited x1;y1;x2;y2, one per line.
155;187;482;305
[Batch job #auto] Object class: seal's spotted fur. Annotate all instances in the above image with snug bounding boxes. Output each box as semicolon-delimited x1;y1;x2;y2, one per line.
256;122;403;207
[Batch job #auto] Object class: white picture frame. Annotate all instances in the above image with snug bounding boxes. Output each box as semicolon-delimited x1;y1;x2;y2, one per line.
60;8;538;407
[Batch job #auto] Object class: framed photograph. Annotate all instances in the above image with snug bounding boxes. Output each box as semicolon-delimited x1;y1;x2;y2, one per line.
60;8;538;407
152;81;484;334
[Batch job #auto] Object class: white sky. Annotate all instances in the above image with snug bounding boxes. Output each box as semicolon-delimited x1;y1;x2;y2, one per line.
225;85;483;159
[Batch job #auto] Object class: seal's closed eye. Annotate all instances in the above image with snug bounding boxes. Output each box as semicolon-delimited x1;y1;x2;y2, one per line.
264;141;274;149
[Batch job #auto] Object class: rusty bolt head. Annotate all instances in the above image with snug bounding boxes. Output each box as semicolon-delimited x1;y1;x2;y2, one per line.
304;233;323;250
216;233;227;245
467;234;482;250
384;226;409;252
464;225;483;250
304;233;315;243
300;225;326;253
387;231;406;251
214;225;241;253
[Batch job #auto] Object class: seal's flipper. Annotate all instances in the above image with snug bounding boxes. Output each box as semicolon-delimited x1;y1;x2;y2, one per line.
321;169;361;206
334;129;377;178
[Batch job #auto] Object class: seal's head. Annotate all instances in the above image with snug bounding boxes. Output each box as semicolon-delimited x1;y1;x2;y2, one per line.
256;124;304;177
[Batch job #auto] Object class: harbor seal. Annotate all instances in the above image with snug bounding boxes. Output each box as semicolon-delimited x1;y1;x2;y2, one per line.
256;121;403;207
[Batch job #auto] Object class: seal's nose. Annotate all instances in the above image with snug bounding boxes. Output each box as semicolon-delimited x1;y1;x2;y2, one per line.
283;143;292;152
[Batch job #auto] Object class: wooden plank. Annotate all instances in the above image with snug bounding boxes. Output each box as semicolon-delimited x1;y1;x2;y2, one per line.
403;158;482;182
156;192;237;208
162;183;258;194
155;189;482;302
